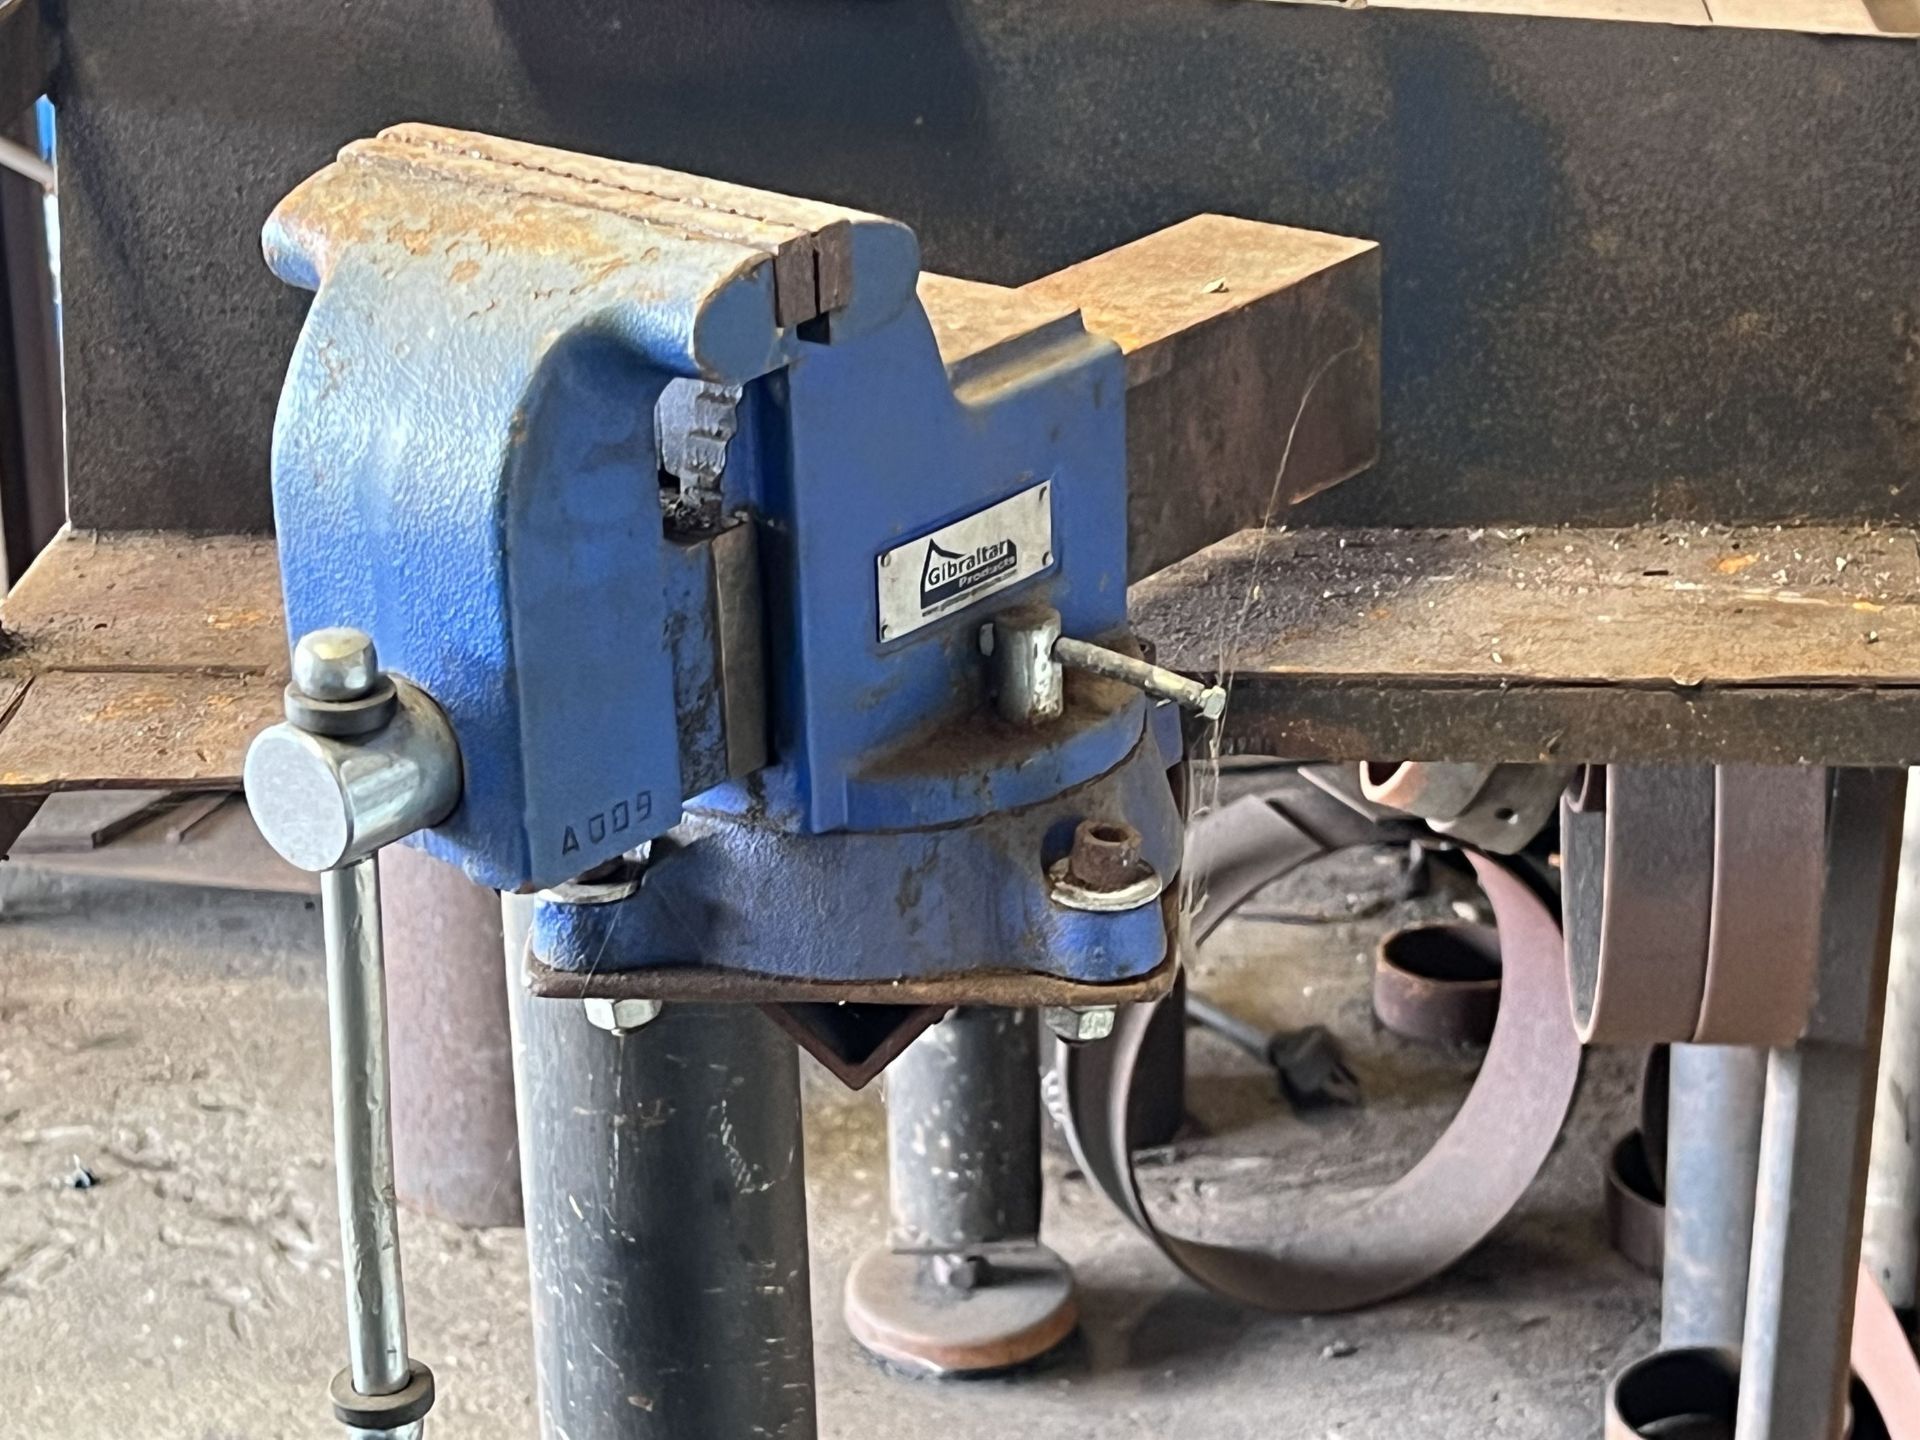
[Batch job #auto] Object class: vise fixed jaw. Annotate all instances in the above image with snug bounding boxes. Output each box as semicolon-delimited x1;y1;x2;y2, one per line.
265;123;924;891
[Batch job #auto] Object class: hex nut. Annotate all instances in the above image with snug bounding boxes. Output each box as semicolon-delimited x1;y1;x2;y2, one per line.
1066;819;1144;891
582;997;663;1035
1043;1005;1117;1044
930;1253;990;1292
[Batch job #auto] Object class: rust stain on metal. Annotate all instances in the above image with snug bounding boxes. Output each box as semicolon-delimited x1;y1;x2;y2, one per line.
2;529;284;672
523;944;1178;1010
0;671;281;792
0;529;287;792
921;217;1380;583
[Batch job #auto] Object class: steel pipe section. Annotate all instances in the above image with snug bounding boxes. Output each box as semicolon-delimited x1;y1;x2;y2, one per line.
505;896;816;1439
1661;1044;1765;1351
381;845;521;1228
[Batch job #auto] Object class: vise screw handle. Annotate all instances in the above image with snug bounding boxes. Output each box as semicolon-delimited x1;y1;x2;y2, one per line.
245;629;460;1438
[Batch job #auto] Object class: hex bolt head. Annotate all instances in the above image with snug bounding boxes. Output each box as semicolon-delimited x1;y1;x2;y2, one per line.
582;997;664;1035
1044;1005;1117;1044
930;1253;991;1292
293;627;381;702
1066;818;1144;892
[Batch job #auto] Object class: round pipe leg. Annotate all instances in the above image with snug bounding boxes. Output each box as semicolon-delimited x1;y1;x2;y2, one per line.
1662;1044;1766;1350
504;896;817;1438
382;845;521;1228
844;1007;1077;1376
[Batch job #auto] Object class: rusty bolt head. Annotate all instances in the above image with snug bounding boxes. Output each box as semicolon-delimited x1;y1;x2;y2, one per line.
1066;818;1144;891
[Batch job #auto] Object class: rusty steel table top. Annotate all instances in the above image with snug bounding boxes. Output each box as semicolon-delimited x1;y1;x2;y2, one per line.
1141;521;1920;767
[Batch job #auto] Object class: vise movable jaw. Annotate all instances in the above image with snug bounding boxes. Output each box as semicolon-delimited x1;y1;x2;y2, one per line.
246;125;1217;1014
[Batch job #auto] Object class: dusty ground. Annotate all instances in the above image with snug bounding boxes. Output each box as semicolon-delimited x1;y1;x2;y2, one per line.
0;819;1651;1439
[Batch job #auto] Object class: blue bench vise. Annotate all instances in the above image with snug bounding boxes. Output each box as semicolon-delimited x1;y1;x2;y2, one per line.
243;125;1256;1078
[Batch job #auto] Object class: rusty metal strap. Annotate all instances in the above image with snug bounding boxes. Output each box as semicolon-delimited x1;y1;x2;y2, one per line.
1563;766;1715;1045
1060;831;1581;1313
1563;765;1828;1047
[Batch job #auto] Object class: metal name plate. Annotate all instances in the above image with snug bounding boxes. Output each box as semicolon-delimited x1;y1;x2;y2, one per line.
875;481;1054;641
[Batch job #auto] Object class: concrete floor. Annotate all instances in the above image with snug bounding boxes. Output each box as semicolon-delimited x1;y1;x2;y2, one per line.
0;832;1652;1438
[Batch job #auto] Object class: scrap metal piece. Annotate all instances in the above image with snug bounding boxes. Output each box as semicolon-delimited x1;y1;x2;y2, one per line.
1607;1346;1742;1440
1853;1264;1920;1440
1562;766;1716;1045
1695;766;1828;1044
1606;1131;1666;1277
379;844;522;1229
1359;760;1571;854
1359;760;1495;822
1017;216;1379;580
1372;921;1502;1048
1738;769;1906;1440
1058;838;1580;1312
1663;1044;1766;1351
1866;776;1920;1319
9;789;180;853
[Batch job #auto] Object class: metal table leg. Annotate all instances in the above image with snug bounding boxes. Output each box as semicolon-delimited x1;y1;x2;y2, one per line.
844;1007;1077;1376
1663;1044;1766;1350
382;845;521;1228
1736;769;1907;1440
504;895;818;1439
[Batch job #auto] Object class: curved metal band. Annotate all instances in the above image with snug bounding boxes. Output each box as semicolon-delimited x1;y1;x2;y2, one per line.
1604;1130;1665;1277
1060;840;1579;1313
1693;765;1828;1044
1563;766;1716;1045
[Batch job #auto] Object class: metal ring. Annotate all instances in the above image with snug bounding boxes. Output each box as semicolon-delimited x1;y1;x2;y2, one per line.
1604;1130;1664;1277
1058;835;1580;1313
330;1362;436;1430
1608;1345;1880;1440
1372;921;1502;1047
1692;765;1828;1045
284;676;399;737
1606;1347;1740;1440
1562;765;1716;1045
